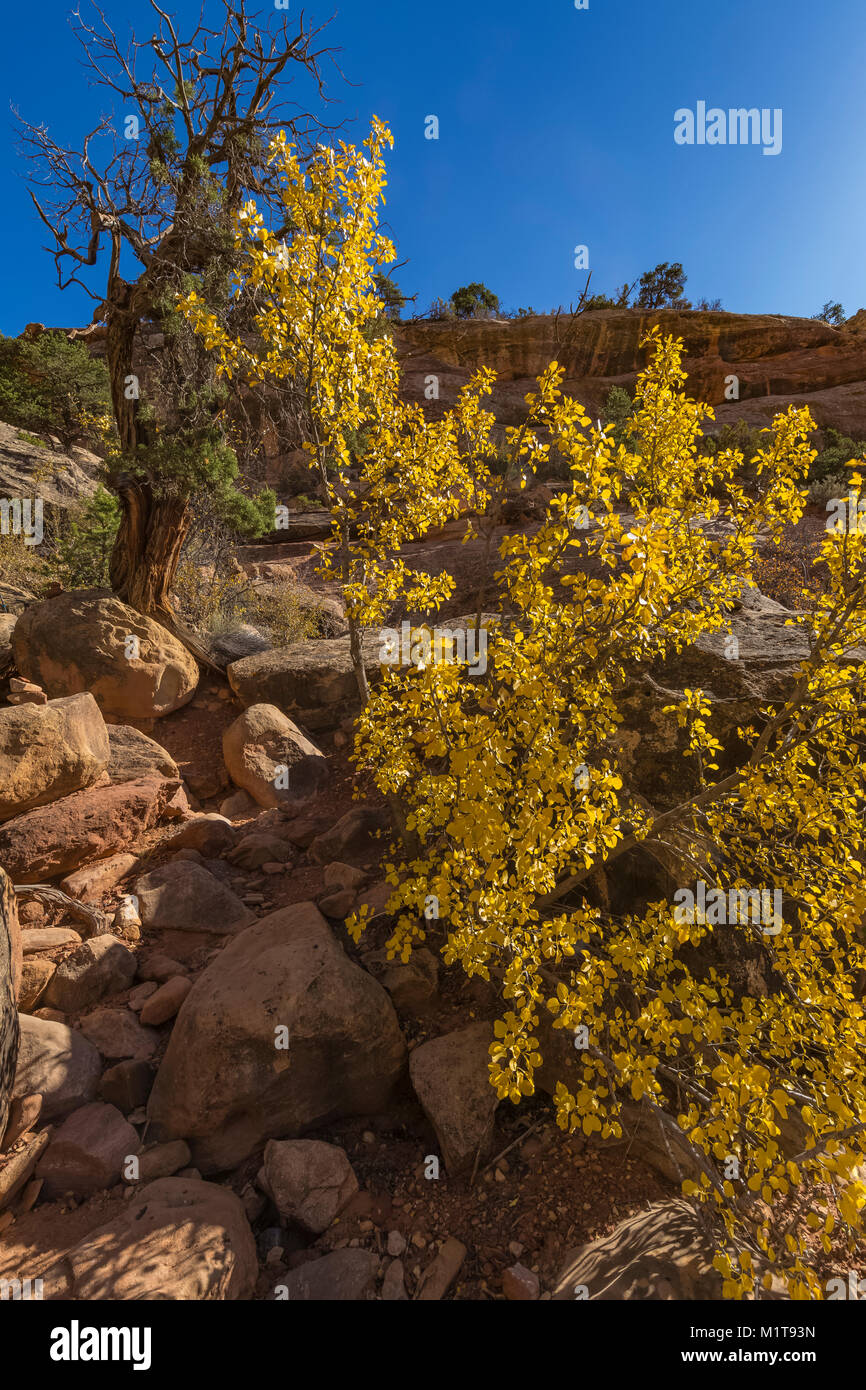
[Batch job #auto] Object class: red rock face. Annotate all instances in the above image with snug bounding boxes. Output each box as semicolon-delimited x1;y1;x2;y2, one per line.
396;309;866;435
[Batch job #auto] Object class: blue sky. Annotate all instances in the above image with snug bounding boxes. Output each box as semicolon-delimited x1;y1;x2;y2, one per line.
1;0;863;334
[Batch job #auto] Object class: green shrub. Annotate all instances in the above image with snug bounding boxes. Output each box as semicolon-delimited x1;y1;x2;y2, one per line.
635;262;687;310
0;332;113;449
809;427;866;483
450;283;500;319
55;485;121;588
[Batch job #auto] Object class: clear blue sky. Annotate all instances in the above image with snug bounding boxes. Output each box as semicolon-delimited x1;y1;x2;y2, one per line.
1;0;863;334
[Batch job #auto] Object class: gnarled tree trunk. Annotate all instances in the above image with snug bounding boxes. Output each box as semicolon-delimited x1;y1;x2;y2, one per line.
109;476;191;620
0;866;21;1144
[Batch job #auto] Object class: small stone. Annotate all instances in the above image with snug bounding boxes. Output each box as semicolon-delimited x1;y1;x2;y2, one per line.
387;1230;406;1257
502;1263;540;1301
127;980;158;1013
417;1237;466;1301
139;975;192;1026
99;1060;154;1113
317;889;355;919
381;1258;408;1300
132;1140;191;1183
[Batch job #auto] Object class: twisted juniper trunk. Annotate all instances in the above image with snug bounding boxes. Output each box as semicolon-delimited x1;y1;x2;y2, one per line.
105;296;190;620
0;867;21;1144
109;476;191;620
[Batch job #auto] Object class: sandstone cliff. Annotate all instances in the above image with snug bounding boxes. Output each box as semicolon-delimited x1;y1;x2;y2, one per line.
395;308;866;437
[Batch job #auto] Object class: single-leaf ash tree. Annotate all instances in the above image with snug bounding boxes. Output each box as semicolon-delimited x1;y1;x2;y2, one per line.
186;121;866;1298
18;0;341;624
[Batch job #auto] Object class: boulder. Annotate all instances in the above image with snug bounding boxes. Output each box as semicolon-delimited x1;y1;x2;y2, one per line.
0;1129;49;1210
146;901;406;1171
134;862;256;935
37;1100;140;1197
222;704;329;809
275;1248;378;1301
0;692;109;822
12;590;198;721
46;1177;257;1300
99;1059;154;1113
208;623;271;665
107;724;179;783
227;831;294;870
219;789;258;820
132;1140;192;1183
21;928;81;952
18;957;55;1012
227;631;383;731
617;592;866;807
42;935;137;1013
137;954;188;985
12;1013;101;1119
378;949;440;1014
409;1021;498;1174
552;1200;733;1300
0;777;181;882
60;853;138;902
258;1139;359;1235
78;1007;160;1061
163;814;236;857
307;806;390;865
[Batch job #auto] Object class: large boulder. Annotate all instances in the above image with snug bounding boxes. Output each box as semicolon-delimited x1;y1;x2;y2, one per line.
0;692;109;822
616;587;866;808
106;724;179;783
0;776;181;881
134;862;256;935
43;1177;257;1300
12;1013;101;1120
227;631;382;731
222;703;329;809
147;901;406;1171
12;590;198;721
551;1199;787;1300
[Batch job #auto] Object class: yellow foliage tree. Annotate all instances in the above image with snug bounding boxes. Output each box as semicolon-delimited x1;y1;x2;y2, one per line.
183;121;866;1299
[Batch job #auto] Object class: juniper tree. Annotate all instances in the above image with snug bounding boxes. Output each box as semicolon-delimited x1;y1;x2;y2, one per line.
17;0;340;624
